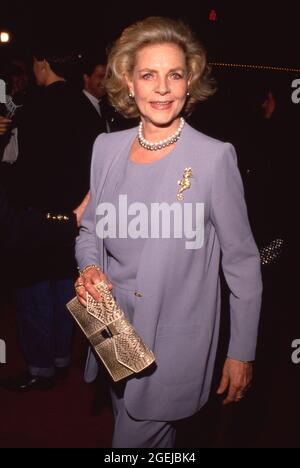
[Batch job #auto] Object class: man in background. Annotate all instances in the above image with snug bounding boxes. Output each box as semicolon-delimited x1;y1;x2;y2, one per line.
76;52;108;165
78;51;136;138
1;46;90;391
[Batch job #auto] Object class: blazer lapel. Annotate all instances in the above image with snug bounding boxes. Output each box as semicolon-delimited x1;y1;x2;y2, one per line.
96;129;136;273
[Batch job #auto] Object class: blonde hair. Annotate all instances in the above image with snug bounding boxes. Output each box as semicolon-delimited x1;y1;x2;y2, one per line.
105;16;216;118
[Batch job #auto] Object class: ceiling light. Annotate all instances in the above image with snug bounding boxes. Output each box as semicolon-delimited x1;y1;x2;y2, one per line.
0;32;10;43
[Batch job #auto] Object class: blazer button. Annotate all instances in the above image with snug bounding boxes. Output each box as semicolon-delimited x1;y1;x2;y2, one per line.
134;291;143;298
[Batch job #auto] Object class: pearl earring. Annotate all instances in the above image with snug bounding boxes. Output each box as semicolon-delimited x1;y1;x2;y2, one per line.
187;92;190;97
129;91;134;99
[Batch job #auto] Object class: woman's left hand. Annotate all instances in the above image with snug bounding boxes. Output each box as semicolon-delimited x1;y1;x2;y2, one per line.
217;357;253;405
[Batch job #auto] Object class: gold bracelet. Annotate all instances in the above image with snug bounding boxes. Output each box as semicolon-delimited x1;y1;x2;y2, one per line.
80;264;101;276
227;357;253;364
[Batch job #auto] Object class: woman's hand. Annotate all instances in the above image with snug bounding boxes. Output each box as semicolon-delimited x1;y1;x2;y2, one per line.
217;357;253;405
73;191;90;227
75;266;113;307
0;116;12;136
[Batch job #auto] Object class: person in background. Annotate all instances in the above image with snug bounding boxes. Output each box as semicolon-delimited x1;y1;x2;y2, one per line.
75;17;262;448
0;116;11;135
1;45;91;391
0;58;30;166
0;184;89;252
79;50;137;136
76;52;109;165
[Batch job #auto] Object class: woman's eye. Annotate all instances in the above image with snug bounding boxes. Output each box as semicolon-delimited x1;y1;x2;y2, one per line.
142;73;153;80
170;73;183;80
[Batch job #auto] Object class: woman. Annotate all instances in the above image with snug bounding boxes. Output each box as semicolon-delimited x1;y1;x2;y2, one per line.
75;17;262;448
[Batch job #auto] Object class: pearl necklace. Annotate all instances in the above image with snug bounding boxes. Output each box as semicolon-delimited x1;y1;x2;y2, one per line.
138;117;185;151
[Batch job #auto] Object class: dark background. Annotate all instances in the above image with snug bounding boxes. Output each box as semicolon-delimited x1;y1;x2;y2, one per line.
1;1;300;449
0;1;299;67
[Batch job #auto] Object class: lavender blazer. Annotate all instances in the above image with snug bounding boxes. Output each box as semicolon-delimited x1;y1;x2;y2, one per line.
76;123;262;421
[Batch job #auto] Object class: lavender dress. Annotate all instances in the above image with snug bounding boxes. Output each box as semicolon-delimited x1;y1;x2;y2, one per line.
105;154;172;322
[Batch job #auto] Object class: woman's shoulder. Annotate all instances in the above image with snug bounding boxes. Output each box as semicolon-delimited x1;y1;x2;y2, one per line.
185;123;236;163
90;127;137;177
94;127;137;151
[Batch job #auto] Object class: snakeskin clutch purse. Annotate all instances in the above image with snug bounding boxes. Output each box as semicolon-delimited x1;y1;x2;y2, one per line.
67;281;155;382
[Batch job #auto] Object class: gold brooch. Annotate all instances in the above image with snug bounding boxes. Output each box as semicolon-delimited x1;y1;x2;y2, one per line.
177;167;193;201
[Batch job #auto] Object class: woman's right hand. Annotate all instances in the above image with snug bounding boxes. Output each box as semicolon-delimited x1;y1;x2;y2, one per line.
75;266;113;307
0;117;12;136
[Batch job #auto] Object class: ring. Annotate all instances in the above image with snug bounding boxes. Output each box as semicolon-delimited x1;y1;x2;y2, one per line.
75;283;84;289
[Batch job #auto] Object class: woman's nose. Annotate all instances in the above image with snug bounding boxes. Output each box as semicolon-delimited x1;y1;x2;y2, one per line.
155;77;170;95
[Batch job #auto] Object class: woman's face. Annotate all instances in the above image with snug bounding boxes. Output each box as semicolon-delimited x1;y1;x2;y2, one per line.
127;43;190;128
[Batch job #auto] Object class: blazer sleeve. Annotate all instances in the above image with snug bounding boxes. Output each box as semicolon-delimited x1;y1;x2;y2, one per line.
211;143;263;361
75;135;104;271
0;185;78;250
